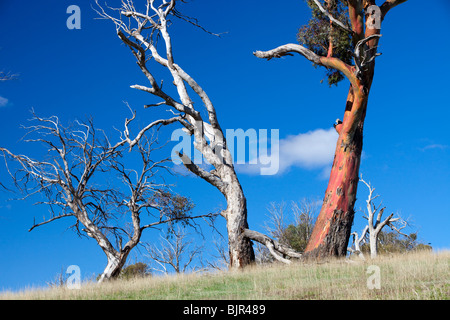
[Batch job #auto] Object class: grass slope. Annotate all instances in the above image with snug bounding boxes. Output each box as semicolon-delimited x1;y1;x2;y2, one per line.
2;251;449;300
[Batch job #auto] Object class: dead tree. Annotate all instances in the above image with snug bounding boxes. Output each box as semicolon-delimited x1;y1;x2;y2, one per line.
251;199;317;264
205;236;231;271
95;0;255;268
348;176;409;259
263;202;290;245
0;112;216;282
144;226;203;274
348;225;369;260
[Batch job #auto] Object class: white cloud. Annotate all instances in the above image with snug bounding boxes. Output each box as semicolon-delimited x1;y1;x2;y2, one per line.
277;128;338;173
0;96;8;107
419;144;449;152
169;127;338;177
237;127;338;176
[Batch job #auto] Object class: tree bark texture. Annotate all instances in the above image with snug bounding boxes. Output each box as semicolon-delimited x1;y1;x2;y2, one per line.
304;89;367;258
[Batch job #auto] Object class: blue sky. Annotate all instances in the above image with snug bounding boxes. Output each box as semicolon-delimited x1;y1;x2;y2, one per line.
1;0;449;291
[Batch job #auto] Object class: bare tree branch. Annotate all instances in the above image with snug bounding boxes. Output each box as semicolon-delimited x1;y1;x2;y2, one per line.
171;7;225;38
28;213;74;232
254;43;359;89
243;229;303;263
0;71;18;81
176;151;228;193
353;34;382;80
250;199;317;264
380;0;409;21
310;0;352;34
348;225;369;260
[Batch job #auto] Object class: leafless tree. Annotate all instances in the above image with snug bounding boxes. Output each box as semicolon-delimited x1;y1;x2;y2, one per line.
263;202;289;244
0;71;17;81
263;200;317;248
46;266;71;289
95;0;255;268
144;226;203;274
249;199;317;265
348;176;409;259
0;112;216;282
348;225;369;260
204;236;230;271
289;199;318;252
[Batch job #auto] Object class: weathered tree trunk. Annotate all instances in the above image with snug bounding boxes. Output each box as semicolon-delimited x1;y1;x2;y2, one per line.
98;254;122;282
224;178;255;268
369;233;378;259
304;88;368;258
254;37;374;260
350;225;368;260
82;212;138;283
98;251;130;283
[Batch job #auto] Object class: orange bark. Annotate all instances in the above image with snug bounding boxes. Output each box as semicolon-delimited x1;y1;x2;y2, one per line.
253;0;407;259
302;0;391;258
305;84;367;257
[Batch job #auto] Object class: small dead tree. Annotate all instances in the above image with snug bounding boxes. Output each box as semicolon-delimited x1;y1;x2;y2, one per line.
95;0;255;268
248;199;317;265
289;199;318;251
263;199;317;253
348;225;369;260
0;112;216;282
145;226;203;274
0;71;17;81
348;176;409;259
204;235;231;271
263;202;289;245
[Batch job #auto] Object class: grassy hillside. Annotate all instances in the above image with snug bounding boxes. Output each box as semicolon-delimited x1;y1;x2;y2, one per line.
1;251;449;300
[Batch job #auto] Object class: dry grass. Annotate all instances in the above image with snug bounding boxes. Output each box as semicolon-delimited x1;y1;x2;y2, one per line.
1;250;449;300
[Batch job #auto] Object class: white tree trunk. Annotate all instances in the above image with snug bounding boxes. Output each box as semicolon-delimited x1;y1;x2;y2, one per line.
369;232;378;259
98;254;121;283
221;167;255;268
82;218;131;283
349;226;368;260
98;252;130;283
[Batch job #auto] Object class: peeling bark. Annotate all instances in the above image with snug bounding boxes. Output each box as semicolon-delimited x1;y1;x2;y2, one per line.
304;93;366;258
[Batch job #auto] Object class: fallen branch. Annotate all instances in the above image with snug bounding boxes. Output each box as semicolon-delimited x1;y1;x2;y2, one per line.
243;229;302;264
